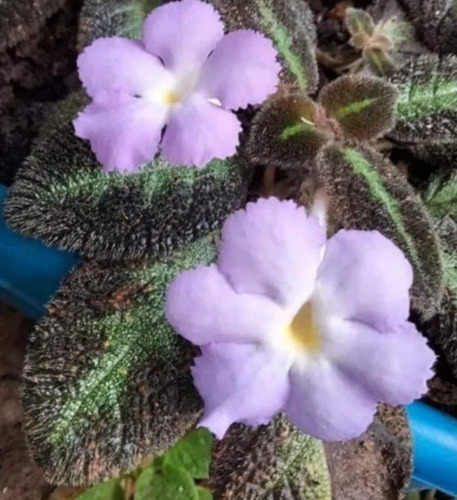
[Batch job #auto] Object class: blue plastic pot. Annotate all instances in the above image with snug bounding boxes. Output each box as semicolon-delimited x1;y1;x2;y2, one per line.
1;183;457;495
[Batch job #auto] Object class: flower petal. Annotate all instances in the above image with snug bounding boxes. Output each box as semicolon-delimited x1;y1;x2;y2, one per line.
143;0;224;74
193;343;292;439
317;230;413;331
161;95;241;167
166;264;285;346
326;319;435;406
218;198;326;308
73;90;168;173
77;38;170;99
198;30;281;109
286;358;377;441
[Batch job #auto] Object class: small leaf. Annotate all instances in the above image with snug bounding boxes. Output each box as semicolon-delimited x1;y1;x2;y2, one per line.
135;464;199;500
196;487;213;500
209;416;331;499
389;54;457;144
76;479;125;500
401;0;457;53
78;0;153;50
207;0;318;93
345;8;375;38
5;125;247;261
318;75;399;141
365;47;397;77
246;95;330;169
423;169;457;220
315;144;444;318
21;235;218;485
164;428;213;479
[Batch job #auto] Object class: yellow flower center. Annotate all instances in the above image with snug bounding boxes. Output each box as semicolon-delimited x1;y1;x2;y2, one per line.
161;90;181;105
284;302;321;352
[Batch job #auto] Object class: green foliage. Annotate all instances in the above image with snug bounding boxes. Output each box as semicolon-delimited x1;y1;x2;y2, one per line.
77;479;125;500
390;54;457;144
163;428;213;479
207;0;318;93
318;75;399;141
345;7;375;37
5;125;247;261
21;235;218;485
423;169;457;220
197;487;213;500
209;416;331;499
315;144;443;318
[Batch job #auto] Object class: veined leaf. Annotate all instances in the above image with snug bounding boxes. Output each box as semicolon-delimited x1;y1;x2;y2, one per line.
318;75;399;141
5;125;247;261
209;416;331;499
315;144;443;318
78;0;158;50
246;94;329;169
389;54;457;144
207;0;318;93
76;479;124;500
423;168;457;220
345;8;375;38
21;235;218;485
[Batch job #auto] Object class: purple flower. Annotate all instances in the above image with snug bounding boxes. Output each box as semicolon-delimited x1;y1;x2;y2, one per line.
73;0;280;172
166;197;436;441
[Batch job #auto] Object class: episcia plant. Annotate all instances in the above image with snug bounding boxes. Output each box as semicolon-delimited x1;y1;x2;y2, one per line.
2;0;455;498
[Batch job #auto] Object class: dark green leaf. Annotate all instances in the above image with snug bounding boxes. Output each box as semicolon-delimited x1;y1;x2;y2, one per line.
365;47;397;77
196;487;213;500
207;0;318;93
21;235;218;485
401;0;457;53
315;144;443;318
345;8;375;38
389;54;457;144
423;169;457;220
135;464;199;500
164;428;212;479
78;0;155;50
318;75;399;141
246;94;330;169
5;125;248;261
76;479;125;500
209;416;331;499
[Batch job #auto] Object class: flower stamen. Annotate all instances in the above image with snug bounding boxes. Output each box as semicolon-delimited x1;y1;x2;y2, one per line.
285;302;321;352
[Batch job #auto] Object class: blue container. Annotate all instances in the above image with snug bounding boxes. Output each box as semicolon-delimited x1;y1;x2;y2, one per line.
1;183;457;495
0;184;80;318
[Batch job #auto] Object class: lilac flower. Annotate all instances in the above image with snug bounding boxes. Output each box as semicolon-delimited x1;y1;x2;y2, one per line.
166;197;436;441
73;0;280;173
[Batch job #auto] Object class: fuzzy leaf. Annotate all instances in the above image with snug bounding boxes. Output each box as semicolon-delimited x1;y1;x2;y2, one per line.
365;47;398;77
4;125;247;261
76;479;124;500
325;405;412;500
206;0;318;93
78;0;159;51
21;235;219;485
135;464;199;500
401;0;457;53
246;94;330;169
209;416;331;499
389;54;457;144
423;169;457;219
346;8;375;38
315;144;443;318
318;75;399;141
163;428;212;479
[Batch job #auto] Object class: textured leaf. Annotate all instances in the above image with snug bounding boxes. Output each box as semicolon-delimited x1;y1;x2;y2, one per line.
209;416;331;500
389;54;457;144
4;125;247;261
401;0;457;53
0;0;65;51
78;0;159;51
21;235;218;485
246;95;330;169
164;428;212;479
315;144;443;318
135;464;199;500
345;8;376;38
206;0;318;94
325;405;412;500
76;479;124;500
318;75;399;141
423;168;457;219
365;47;398;76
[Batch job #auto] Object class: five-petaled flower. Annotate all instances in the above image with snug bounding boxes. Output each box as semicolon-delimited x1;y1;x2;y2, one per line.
166;197;436;441
73;0;280;172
